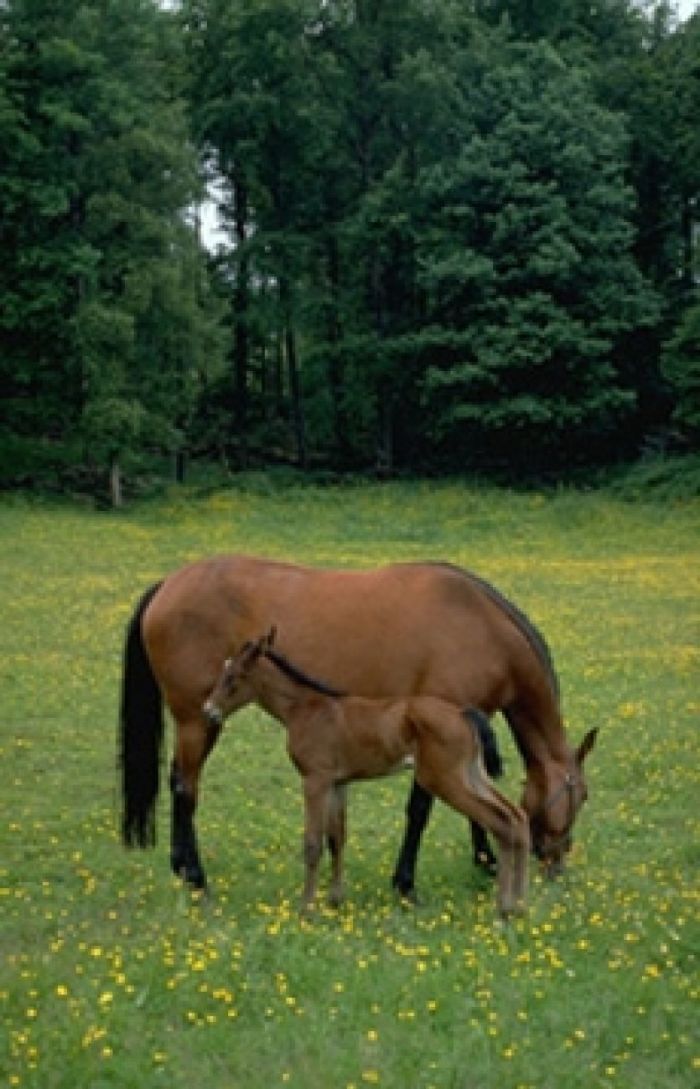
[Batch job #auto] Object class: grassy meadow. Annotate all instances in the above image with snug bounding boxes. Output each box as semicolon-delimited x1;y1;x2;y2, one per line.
0;481;698;1089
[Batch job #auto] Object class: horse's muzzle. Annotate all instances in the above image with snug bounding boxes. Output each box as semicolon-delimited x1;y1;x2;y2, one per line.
202;700;224;729
533;841;568;879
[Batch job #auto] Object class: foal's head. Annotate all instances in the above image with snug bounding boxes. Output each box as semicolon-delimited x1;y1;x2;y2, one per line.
522;728;598;876
202;629;276;728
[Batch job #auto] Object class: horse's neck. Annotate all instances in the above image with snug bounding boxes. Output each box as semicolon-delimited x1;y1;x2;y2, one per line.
512;710;571;773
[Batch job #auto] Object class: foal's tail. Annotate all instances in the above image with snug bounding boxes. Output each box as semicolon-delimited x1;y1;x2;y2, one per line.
119;582;164;848
465;709;503;779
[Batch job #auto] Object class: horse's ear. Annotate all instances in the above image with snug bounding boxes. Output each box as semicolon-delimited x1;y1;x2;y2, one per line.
266;625;277;648
576;727;598;765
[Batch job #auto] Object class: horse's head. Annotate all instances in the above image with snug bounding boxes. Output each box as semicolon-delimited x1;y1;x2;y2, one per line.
202;627;276;728
522;728;598;876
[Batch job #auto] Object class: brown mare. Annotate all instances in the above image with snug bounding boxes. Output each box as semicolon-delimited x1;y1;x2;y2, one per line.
202;630;530;916
119;555;597;894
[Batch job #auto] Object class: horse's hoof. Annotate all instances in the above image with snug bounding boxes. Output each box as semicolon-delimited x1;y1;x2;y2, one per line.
184;874;208;895
172;856;207;892
474;851;498;877
498;901;528;920
392;879;419;906
538;858;565;880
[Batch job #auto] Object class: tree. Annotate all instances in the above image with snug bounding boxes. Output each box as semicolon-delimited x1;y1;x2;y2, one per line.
300;0;478;470
183;0;333;467
0;0;223;502
662;300;700;443
415;35;659;472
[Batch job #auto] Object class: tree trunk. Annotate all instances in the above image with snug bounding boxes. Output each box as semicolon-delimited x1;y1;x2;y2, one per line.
285;322;307;469
376;390;394;478
274;328;285;413
233;174;250;466
174;449;186;484
110;456;123;508
325;235;349;462
680;192;694;293
279;276;307;468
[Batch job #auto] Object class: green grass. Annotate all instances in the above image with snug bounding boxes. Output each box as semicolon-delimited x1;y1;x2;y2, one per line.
1;481;698;1089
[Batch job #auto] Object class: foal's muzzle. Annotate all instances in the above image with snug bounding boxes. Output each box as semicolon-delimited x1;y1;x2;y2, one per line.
202;700;224;729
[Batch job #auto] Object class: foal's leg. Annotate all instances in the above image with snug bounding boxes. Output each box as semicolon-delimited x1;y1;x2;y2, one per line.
300;776;333;912
393;712;503;894
418;740;530;916
170;716;221;890
435;773;529;916
326;784;347;908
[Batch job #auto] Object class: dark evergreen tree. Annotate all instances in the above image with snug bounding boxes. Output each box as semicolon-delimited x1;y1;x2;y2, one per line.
3;0;696;488
0;0;223;501
662;300;700;444
414;34;658;471
183;0;332;467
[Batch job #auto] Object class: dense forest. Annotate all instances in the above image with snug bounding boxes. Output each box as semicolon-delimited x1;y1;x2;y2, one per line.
1;0;698;501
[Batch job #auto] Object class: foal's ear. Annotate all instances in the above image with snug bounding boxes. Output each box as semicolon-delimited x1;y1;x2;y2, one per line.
576;727;598;765
242;638;263;663
251;626;276;658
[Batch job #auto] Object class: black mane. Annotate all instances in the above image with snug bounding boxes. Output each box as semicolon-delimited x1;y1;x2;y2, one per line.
431;562;560;701
265;648;345;699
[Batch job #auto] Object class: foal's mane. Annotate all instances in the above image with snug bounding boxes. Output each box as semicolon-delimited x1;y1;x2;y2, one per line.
265;648;346;699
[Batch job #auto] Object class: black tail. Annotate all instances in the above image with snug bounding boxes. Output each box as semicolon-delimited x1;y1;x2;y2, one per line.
465;709;503;779
119;582;164;847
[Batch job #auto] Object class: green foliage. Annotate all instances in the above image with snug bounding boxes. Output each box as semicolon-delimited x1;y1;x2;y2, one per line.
184;0;673;476
0;0;225;500
416;38;657;469
661;299;700;439
605;453;700;501
1;0;699;490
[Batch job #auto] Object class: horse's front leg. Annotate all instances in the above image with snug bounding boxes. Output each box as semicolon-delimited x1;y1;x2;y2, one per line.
392;779;435;900
326;784;347;908
300;776;332;913
467;709;500;874
470;820;498;875
170;716;221;890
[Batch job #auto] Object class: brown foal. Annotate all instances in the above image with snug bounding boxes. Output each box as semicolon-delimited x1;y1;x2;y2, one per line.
203;631;530;917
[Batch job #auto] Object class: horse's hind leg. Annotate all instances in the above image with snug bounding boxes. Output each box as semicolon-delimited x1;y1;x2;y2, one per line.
327;785;347;908
170;716;221;890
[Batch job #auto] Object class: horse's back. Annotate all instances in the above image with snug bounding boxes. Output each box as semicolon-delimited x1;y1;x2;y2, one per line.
142;554;553;720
